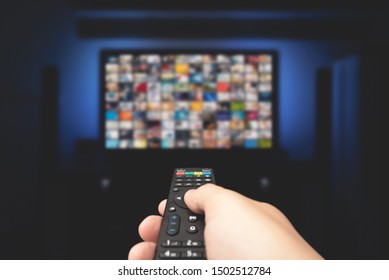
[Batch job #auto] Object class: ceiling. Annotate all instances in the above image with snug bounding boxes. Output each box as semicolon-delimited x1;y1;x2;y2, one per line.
67;0;386;12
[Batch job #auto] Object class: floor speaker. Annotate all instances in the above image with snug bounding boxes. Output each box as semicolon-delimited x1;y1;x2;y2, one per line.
39;66;66;259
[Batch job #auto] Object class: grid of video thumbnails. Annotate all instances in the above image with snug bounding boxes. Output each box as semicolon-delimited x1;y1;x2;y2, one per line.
104;54;273;149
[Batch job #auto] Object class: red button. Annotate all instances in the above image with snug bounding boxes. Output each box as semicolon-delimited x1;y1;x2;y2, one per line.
176;172;185;176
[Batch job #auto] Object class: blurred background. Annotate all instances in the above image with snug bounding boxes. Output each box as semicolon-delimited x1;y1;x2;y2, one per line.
0;0;385;259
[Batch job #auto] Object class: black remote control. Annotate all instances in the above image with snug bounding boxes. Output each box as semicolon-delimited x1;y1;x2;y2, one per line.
154;168;215;260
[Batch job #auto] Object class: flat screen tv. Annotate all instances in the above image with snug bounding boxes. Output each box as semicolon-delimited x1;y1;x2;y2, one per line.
101;51;277;150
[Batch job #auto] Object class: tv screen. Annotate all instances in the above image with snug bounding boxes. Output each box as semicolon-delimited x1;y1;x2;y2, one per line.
101;51;276;150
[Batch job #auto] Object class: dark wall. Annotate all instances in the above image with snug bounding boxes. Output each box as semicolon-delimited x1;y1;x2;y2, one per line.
0;0;384;259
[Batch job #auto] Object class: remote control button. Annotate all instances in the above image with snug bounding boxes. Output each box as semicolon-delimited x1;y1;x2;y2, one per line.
174;183;183;186
205;179;212;182
184;178;193;182
203;171;212;175
194;182;203;186
168;206;176;212
167;215;180;236
183;250;203;259
184;182;193;187
176;171;185;176
185;172;194;176
175;178;184;182
167;228;179;236
194;178;203;182
194;171;203;176
184;240;203;247
172;187;179;192
160;250;181;259
174;195;188;208
162;240;182;247
188;215;198;222
187;225;198;234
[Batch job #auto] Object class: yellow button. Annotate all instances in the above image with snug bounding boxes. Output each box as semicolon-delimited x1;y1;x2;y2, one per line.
194;172;203;176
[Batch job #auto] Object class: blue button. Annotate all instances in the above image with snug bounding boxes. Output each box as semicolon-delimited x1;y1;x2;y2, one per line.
203;172;212;175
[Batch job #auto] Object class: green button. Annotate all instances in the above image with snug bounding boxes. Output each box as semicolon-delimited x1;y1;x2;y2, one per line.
185;172;194;176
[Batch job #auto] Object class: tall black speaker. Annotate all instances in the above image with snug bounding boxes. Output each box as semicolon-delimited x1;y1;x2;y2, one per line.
309;67;332;258
315;68;332;166
39;66;66;259
40;66;59;177
359;49;380;259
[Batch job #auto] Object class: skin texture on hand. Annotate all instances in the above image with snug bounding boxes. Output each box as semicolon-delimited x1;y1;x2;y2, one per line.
128;184;324;260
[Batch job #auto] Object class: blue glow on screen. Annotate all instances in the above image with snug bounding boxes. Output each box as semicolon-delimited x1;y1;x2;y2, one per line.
56;37;340;164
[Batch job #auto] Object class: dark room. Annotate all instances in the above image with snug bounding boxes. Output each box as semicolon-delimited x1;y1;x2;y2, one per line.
0;0;385;269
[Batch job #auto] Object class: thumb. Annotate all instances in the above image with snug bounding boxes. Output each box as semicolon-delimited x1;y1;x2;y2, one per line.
184;184;225;214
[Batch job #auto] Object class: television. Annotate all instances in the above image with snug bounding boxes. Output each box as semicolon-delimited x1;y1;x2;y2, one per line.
100;51;277;151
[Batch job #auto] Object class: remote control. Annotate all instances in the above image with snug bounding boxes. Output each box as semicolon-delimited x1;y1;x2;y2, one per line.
154;168;215;260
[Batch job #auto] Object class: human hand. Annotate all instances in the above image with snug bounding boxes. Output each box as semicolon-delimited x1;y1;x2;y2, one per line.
128;184;324;260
